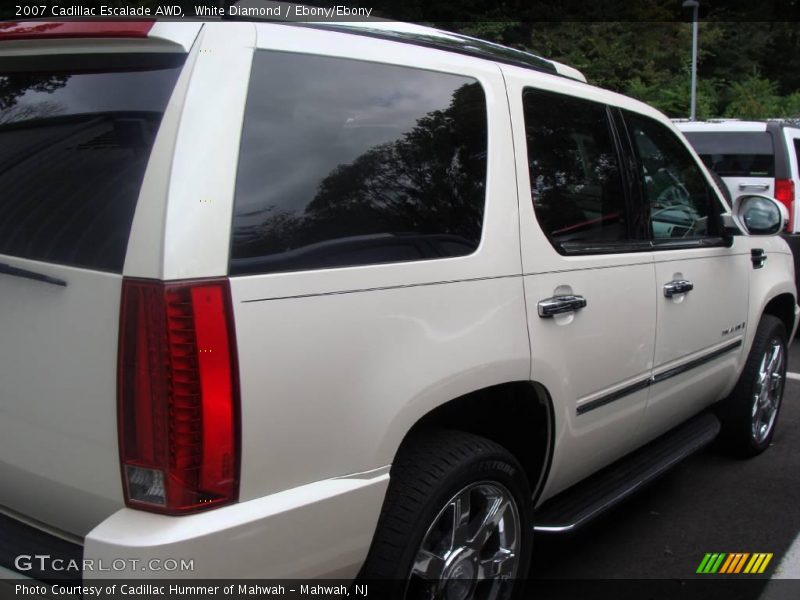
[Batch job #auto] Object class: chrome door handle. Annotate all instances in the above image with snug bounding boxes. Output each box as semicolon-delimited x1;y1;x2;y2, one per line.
752;248;767;269
663;279;694;297
538;294;587;318
739;183;769;190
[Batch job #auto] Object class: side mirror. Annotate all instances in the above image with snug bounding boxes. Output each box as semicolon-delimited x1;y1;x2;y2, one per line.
730;194;788;236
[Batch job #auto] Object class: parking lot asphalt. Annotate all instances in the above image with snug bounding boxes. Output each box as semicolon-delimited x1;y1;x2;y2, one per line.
528;340;800;598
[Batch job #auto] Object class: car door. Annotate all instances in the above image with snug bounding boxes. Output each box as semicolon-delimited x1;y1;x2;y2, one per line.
619;109;750;441
504;69;657;499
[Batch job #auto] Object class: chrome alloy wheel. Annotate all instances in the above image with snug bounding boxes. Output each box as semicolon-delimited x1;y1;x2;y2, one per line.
752;337;785;445
407;481;521;600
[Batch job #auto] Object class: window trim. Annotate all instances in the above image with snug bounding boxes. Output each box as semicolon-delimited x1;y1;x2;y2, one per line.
617;109;730;251
559;240;652;256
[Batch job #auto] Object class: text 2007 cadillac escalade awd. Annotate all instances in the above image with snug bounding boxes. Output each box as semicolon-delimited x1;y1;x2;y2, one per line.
0;17;797;599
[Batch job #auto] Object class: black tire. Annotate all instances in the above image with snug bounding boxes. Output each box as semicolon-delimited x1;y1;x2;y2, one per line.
360;429;533;599
717;315;788;457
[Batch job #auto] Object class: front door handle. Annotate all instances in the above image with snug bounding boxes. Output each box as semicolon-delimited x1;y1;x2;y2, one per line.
538;294;587;318
752;248;767;269
663;279;694;297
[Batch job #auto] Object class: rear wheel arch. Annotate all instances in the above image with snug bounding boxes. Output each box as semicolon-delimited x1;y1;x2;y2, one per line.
763;292;796;336
360;428;534;593
396;381;554;502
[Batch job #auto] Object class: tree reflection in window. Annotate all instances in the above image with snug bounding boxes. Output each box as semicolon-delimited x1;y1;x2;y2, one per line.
231;52;487;275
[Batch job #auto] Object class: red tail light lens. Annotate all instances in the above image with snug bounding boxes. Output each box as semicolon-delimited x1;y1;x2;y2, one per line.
118;278;239;514
774;178;794;232
0;21;154;41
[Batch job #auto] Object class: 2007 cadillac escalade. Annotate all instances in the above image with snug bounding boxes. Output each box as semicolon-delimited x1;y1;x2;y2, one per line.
0;16;796;600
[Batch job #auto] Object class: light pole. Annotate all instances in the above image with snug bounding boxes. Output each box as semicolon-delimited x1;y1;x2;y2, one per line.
683;0;699;120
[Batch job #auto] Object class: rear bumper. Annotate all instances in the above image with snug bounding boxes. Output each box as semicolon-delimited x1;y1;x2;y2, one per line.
82;469;389;580
0;510;82;582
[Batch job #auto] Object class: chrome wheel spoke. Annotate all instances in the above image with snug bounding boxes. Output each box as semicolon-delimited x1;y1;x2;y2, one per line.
411;549;447;580
751;339;785;444
451;489;472;548
408;481;521;597
752;409;764;438
766;345;782;374
470;495;510;549
769;372;783;394
478;550;516;578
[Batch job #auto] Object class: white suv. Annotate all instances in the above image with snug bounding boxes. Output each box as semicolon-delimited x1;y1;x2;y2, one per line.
677;119;800;294
0;18;797;597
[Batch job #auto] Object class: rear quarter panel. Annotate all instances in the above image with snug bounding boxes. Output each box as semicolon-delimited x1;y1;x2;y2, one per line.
230;25;531;502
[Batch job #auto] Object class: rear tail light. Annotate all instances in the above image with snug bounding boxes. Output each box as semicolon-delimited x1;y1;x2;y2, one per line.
118;278;239;514
774;178;795;232
0;22;154;41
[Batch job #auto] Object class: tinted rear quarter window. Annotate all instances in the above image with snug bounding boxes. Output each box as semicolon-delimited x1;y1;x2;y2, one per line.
0;55;183;272
683;131;775;177
230;51;488;275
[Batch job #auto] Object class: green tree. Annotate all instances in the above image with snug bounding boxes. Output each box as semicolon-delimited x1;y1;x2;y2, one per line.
724;75;782;119
780;92;800;119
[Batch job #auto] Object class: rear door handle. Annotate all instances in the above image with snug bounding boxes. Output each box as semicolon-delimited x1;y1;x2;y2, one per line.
738;183;769;190
538;294;587;318
663;279;694;297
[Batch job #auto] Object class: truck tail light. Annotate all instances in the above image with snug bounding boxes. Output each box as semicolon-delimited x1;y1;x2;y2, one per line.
118;278;239;514
774;178;794;231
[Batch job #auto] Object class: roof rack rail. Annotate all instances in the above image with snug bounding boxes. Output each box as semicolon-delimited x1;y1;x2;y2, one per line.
219;1;584;80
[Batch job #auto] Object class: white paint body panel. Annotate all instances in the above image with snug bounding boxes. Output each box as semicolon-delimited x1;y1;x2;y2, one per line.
0;260;124;536
85;471;389;579
641;245;749;442
126;22;256;280
233;276;531;501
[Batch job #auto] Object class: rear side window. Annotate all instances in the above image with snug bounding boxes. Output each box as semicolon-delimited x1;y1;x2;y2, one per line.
0;55;183;272
230;51;487;275
683;131;775;177
523;88;627;251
